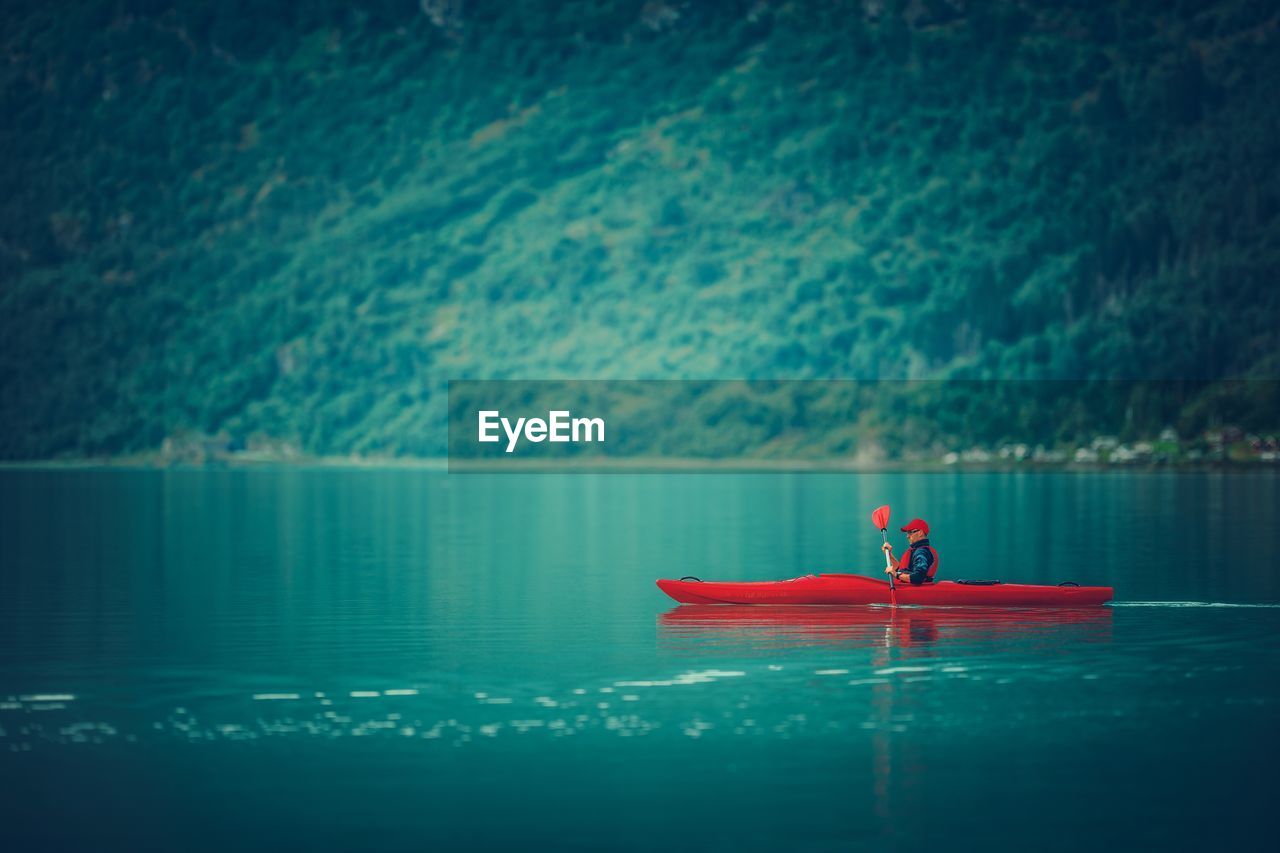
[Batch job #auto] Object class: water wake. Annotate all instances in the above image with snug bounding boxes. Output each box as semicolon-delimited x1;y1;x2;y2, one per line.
1112;601;1280;609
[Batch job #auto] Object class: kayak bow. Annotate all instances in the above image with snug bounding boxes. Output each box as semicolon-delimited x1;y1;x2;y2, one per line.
656;574;1113;607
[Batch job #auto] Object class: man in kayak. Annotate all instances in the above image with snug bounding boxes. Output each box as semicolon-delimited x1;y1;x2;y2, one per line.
882;519;939;585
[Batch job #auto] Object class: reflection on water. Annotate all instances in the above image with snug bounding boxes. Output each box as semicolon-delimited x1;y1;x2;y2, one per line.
0;606;1127;755
659;605;1114;652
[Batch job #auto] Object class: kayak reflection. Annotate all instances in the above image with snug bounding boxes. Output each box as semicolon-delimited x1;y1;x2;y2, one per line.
658;605;1112;652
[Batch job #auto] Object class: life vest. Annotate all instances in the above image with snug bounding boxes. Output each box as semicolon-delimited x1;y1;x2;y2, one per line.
897;541;939;581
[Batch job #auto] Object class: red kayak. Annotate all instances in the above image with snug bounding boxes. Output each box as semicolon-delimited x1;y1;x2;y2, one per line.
656;573;1113;607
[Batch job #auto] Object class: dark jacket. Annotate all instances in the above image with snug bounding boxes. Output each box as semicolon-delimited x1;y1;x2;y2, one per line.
895;539;938;585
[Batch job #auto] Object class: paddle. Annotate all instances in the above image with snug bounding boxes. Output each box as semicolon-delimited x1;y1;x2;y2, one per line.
871;505;896;607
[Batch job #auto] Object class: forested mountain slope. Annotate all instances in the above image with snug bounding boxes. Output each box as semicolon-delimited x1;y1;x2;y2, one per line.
1;0;1277;458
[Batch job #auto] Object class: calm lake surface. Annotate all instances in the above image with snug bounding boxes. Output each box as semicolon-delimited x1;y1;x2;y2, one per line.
2;469;1278;850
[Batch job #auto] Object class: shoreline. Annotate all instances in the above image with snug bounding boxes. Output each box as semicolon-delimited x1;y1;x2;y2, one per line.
1;455;1277;473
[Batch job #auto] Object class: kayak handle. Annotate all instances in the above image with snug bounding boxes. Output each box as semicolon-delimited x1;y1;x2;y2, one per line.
1057;581;1080;587
679;576;703;582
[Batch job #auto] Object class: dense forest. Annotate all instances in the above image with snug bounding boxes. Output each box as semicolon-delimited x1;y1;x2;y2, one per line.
1;0;1277;459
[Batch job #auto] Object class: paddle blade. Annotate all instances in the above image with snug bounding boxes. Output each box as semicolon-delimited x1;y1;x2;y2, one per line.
871;505;891;531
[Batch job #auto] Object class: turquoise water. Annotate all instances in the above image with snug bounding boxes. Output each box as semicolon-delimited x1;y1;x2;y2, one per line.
2;469;1278;850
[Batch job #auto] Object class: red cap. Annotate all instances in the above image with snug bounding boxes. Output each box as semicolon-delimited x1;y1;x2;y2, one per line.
900;518;929;535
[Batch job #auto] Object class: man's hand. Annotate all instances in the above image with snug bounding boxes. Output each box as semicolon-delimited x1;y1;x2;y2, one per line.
884;566;897;576
881;542;893;553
